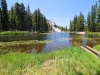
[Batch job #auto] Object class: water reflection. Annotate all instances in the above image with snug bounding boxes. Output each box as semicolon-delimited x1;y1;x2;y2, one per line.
42;32;71;52
32;43;46;53
0;33;47;42
86;38;100;48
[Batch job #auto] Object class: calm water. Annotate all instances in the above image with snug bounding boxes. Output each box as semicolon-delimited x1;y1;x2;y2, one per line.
0;32;100;53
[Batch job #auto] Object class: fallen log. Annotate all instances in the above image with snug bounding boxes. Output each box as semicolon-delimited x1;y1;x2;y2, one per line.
85;45;100;57
80;46;99;58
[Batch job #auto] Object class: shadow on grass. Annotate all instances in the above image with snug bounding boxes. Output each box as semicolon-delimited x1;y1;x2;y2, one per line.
75;71;83;75
96;70;100;75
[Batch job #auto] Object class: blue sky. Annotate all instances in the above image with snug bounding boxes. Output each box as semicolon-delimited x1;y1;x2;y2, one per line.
7;0;97;28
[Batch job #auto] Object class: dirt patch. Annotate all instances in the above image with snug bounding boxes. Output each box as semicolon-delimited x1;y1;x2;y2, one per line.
76;32;85;35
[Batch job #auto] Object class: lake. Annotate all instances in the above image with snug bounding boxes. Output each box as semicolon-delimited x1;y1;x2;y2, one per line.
0;32;100;53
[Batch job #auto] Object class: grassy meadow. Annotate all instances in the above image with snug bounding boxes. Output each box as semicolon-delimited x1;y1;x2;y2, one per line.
0;31;26;35
0;47;100;75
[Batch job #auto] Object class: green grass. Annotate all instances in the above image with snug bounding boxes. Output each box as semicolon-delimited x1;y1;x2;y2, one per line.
0;47;100;75
86;32;100;36
0;31;26;35
94;45;100;51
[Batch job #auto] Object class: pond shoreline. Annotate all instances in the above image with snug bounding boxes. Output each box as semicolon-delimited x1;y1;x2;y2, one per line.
0;31;54;35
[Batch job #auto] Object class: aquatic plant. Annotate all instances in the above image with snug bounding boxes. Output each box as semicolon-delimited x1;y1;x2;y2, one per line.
0;40;52;54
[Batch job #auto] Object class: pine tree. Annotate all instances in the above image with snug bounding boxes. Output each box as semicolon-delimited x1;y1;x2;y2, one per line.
8;9;10;29
90;5;96;32
37;8;41;33
32;9;48;32
70;12;85;32
14;2;20;30
26;4;32;31
20;3;25;31
87;12;91;31
76;16;81;31
73;15;77;31
0;7;2;30
97;5;100;31
40;15;48;32
94;3;98;32
79;11;84;31
66;25;67;31
43;16;48;32
40;14;44;32
0;1;52;32
1;0;8;31
69;20;71;31
69;20;74;31
24;10;28;30
32;10;38;31
84;19;88;31
9;5;14;30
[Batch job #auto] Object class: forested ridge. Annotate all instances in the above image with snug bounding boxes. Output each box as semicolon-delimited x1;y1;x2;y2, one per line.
0;0;49;32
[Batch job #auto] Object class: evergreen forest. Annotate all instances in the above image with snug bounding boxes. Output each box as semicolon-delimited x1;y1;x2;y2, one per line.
0;0;49;33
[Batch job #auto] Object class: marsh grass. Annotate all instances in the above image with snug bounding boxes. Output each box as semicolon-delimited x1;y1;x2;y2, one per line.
0;47;100;75
94;45;100;51
0;40;51;54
